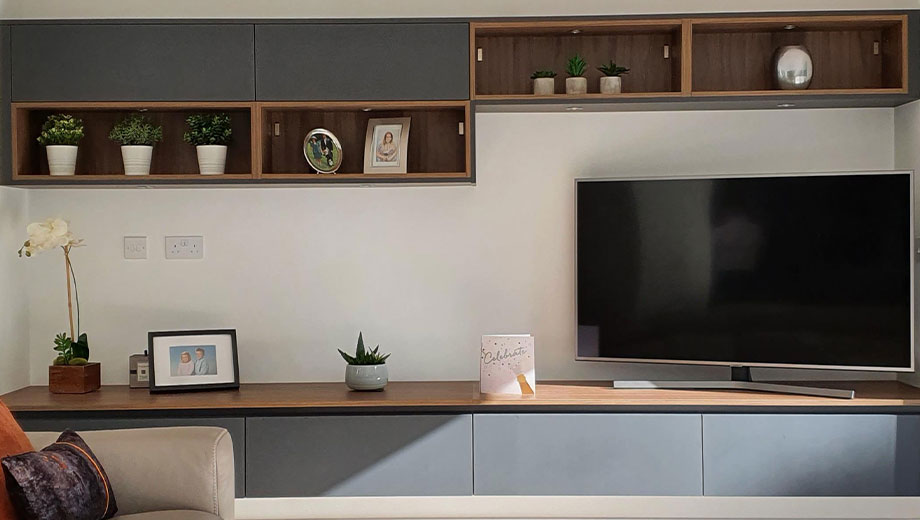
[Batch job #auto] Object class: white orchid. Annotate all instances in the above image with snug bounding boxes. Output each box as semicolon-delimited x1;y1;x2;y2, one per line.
18;218;83;257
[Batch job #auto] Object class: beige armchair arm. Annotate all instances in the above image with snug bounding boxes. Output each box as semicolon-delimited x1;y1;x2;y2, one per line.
26;427;234;519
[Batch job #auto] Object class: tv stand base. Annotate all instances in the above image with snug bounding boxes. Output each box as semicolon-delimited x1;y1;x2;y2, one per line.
613;367;855;399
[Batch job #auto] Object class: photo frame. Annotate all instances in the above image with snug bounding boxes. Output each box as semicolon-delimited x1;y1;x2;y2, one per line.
147;329;240;393
364;117;411;174
303;128;343;174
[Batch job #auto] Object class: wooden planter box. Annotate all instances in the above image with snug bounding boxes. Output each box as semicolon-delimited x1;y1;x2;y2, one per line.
49;362;101;394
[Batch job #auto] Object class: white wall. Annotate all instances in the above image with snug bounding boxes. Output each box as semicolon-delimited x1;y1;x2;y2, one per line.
1;0;917;19
24;107;896;385
0;186;30;393
895;100;920;387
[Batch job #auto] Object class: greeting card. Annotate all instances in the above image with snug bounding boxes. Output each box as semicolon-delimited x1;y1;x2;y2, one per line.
480;334;535;395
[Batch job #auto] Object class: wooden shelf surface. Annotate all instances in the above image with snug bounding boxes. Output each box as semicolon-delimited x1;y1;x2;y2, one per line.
4;381;920;413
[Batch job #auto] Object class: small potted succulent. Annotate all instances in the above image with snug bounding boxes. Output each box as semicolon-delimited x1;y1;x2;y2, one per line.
18;218;99;394
597;61;630;94
109;114;163;176
184;113;232;175
338;332;390;391
37;114;84;176
530;70;557;95
565;54;588;95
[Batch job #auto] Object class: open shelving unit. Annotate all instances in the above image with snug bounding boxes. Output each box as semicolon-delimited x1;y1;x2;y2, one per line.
472;14;909;104
258;101;470;182
12;102;257;182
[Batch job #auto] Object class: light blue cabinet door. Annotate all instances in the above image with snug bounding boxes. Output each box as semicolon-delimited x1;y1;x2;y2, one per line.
703;414;920;496
474;413;703;495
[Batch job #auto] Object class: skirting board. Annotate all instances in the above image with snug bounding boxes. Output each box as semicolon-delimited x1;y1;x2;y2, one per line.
235;496;920;520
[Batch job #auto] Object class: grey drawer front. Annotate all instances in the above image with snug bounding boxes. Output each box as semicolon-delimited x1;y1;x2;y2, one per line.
247;414;472;497
17;416;246;497
474;413;703;496
255;23;469;100
12;24;255;101
703;414;920;496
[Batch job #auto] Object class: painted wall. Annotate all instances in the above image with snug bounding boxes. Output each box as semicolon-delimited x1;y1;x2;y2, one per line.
895;99;920;388
24;108;896;385
0;0;916;19
0;186;30;393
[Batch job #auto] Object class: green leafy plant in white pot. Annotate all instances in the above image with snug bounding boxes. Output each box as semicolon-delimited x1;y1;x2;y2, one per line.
530;69;557;96
37;114;84;176
565;54;588;95
338;332;390;391
184;113;232;175
109;114;163;176
597;61;630;94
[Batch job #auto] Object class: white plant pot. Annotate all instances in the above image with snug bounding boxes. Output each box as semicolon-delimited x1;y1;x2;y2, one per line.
600;76;623;94
196;145;227;175
565;77;587;95
345;364;388;391
121;145;153;176
46;145;78;176
533;77;555;96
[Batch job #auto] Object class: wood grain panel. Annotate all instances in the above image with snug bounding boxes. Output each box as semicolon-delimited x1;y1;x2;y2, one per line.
4;381;920;413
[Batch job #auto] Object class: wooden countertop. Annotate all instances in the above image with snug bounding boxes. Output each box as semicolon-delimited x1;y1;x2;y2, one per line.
4;381;920;413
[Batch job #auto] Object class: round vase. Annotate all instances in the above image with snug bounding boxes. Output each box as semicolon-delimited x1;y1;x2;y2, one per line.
773;45;813;90
533;77;555;96
599;76;622;94
565;77;587;95
196;145;228;175
121;145;153;176
46;145;78;176
345;364;388;391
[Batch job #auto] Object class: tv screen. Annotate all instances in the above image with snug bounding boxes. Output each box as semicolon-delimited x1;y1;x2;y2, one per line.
576;173;913;371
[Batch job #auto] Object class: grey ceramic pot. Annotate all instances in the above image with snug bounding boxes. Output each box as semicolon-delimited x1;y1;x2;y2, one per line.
345;364;388;391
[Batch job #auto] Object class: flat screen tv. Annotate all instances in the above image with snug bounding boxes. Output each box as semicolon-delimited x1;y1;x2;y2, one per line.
576;172;914;372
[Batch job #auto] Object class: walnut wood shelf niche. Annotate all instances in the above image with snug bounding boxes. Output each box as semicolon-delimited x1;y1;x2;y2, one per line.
472;14;909;103
12;101;471;185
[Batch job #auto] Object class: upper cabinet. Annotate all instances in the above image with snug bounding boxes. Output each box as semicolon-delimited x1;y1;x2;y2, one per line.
255;23;469;101
11;24;255;102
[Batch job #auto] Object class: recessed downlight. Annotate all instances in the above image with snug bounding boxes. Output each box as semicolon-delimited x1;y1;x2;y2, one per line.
570;29;582;35
777;103;796;108
783;24;797;30
362;108;373;112
565;106;584;111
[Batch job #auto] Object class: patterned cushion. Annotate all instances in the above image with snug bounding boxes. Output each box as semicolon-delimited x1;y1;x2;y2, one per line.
0;400;33;520
1;430;117;520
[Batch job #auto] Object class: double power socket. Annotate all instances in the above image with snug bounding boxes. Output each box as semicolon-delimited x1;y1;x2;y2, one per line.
124;236;203;260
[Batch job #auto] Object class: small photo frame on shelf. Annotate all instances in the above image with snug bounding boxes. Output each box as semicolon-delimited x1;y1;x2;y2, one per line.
303;128;343;174
364;117;411;174
147;329;239;393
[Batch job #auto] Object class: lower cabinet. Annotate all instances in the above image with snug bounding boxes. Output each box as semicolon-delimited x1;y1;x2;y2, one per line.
703;414;920;496
16;416;246;497
473;413;704;495
246;414;473;497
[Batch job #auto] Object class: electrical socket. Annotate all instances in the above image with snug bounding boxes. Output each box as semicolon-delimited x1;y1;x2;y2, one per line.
124;236;147;260
165;236;204;259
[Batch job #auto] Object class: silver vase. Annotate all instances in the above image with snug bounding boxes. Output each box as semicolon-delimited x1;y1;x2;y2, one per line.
773;45;813;90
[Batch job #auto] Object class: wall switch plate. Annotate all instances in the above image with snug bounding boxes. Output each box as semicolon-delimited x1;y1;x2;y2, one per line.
165;236;204;259
124;236;147;260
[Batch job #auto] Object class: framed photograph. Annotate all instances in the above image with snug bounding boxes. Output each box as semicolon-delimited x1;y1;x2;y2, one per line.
147;329;240;393
303;128;343;174
364;117;411;174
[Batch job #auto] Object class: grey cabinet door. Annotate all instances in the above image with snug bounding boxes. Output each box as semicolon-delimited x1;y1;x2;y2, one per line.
247;414;473;497
16;416;247;497
11;24;255;101
474;414;703;496
255;23;469;100
703;414;920;496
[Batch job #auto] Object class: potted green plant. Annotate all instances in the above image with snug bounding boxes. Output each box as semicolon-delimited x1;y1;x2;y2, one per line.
565;54;588;95
18;218;99;394
184;113;232;175
531;70;557;96
597;61;630;94
338;332;391;391
109;114;163;176
37;114;84;176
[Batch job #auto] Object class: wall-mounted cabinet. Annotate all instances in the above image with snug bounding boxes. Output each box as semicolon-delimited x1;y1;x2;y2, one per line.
472;14;912;106
12;102;256;182
11;25;255;102
255;23;470;101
